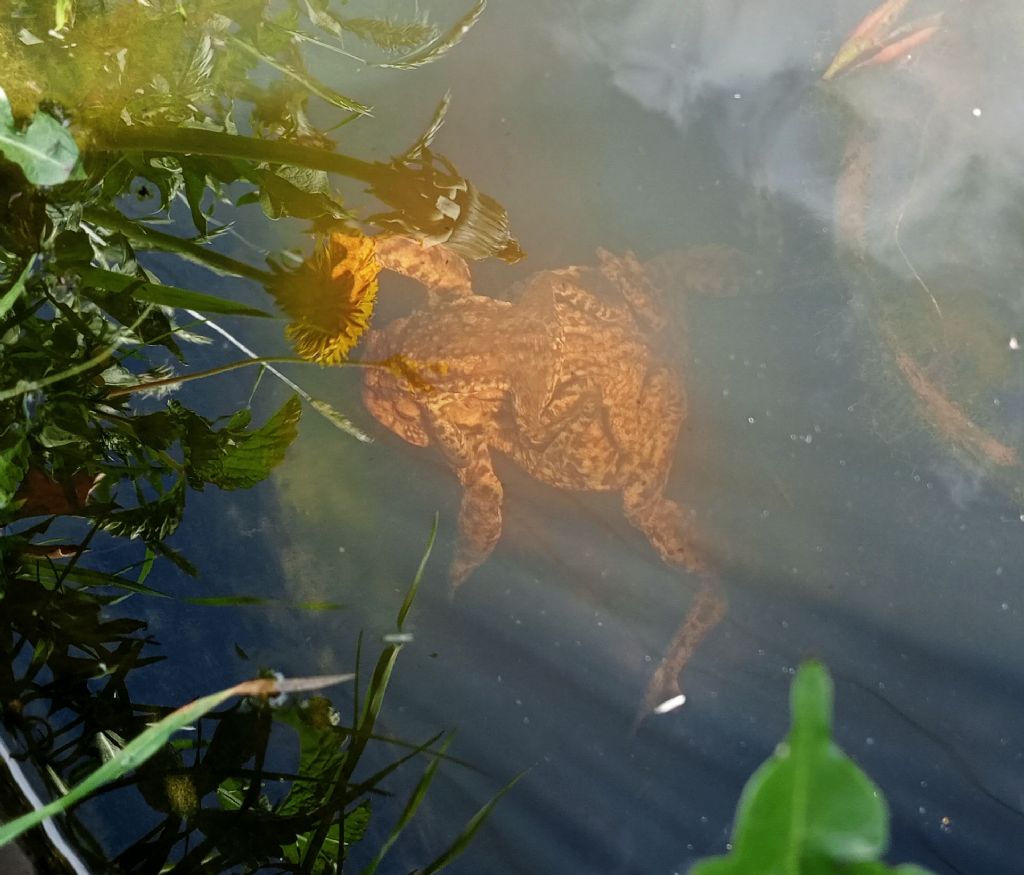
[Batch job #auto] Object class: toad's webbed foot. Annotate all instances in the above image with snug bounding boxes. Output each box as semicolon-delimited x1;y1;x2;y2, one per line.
633;582;727;733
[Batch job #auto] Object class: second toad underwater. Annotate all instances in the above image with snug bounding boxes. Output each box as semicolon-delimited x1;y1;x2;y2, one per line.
361;236;743;720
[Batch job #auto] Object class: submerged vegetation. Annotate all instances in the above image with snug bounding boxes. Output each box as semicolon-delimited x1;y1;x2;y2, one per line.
0;0;520;868
1;522;519;872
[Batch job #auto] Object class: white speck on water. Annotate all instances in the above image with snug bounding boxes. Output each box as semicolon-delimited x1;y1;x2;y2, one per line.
996;566;1003;576
748;416;756;424
653;694;686;714
972;107;982;117
1001;603;1009;611
1010;336;1020;350
866;737;875;746
733;93;742;99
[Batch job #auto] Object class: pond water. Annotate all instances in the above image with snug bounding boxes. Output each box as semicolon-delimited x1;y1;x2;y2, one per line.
9;0;1024;872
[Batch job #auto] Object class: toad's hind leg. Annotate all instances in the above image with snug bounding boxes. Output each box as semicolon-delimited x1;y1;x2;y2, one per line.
620;368;726;719
421;409;505;594
449;446;505;594
619;367;703;571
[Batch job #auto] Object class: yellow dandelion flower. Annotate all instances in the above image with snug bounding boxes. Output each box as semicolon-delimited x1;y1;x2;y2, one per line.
272;231;380;365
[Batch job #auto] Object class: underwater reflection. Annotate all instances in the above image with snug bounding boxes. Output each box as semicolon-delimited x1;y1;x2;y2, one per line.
565;0;1024;503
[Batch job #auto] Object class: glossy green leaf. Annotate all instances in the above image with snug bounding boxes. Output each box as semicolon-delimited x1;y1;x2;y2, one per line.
77;267;272;317
0;87;83;186
181;394;301;490
691;661;937;875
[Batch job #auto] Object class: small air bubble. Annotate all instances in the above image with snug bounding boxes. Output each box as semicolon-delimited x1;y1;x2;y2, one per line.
748;416;756;424
972;107;982;117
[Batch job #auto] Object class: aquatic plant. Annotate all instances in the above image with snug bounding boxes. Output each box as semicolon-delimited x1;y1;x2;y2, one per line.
0;520;518;871
1;0;519;869
691;661;935;875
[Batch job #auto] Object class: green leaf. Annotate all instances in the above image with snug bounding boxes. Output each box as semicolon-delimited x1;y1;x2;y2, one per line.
77;267;273;318
228;34;372;115
0;257;35;321
253;165;348;221
181;395;301;490
0;426;29;515
101;478;187;542
690;661;937;875
182;166;210;236
379;0;486;70
0;86;83;185
0;674;352;849
343;800;372;846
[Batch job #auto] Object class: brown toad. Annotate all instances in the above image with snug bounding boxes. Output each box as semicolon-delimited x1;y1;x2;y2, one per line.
361;237;739;714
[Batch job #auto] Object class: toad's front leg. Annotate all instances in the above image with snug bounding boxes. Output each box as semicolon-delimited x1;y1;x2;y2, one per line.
449;446;505;592
423;407;505;593
374;235;473;302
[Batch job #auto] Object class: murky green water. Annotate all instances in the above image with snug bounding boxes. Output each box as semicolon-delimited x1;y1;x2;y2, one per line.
6;0;1024;872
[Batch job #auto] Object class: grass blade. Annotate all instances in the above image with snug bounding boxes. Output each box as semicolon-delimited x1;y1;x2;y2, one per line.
418;770;526;874
397;512;437;631
359;736;453;875
0;674;352;847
